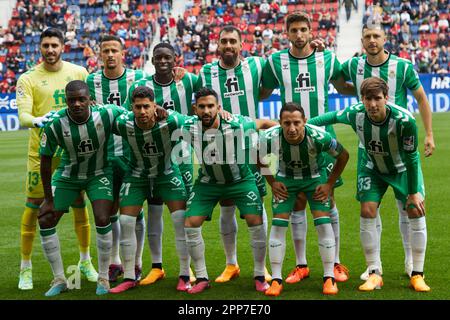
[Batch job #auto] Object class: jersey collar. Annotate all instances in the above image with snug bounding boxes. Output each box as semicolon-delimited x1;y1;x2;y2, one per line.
102;68;126;81
365;50;391;67
288;48;316;60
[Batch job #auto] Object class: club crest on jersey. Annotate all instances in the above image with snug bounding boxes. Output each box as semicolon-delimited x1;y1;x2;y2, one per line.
403;136;415;151
295;72;315;93
389;70;396;78
224;76;244;97
41;133;47;147
316;60;324;68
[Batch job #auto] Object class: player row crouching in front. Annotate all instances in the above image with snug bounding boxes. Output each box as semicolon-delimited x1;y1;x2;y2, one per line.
259;103;349;296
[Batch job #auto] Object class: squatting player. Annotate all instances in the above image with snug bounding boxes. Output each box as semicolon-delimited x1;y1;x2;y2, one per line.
309;77;430;292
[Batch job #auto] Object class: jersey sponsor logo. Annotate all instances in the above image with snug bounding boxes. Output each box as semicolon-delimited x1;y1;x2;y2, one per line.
287;160;308;170
78;139;96;155
224;76;244;98
107;92;121;106
367;139;389;156
294;72;316;93
389;70;396;78
142;141;162;157
53;89;66;105
246;191;258;201
403;136;415;151
162;100;175;110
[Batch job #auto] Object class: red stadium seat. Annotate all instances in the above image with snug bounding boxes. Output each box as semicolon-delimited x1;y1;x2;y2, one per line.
185;64;194;73
205;54;215;63
287;4;296;13
248;24;256;33
245;33;254;42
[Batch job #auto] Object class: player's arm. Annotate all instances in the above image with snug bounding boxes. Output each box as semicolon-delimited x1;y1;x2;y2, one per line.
39;127;58;218
256;131;288;201
412;86;434;157
313;138;349;202
255;119;278;130
16;76;44;128
402;121;424;215
259;87;274;100
330;75;356;96
260;56;279;100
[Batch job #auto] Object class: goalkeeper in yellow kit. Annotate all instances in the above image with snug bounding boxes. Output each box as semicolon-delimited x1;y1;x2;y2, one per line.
16;28;97;290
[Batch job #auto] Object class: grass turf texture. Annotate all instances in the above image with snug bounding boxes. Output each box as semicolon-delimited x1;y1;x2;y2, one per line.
0;113;449;300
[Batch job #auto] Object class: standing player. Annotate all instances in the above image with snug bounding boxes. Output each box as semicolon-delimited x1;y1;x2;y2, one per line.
38;81;125;296
16;28;97;290
341;24;435;280
261;12;355;283
125;43;198;285
86;35;147;283
309;77;430;292
197;26;271;283
183;88;278;294
109;86;192;293
260;102;349;296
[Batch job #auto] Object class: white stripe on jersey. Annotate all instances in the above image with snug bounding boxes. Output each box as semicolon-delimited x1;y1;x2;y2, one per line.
224;126;241;181
93;111;106;176
280;52;293;103
242;59;257;119
60;117;76;178
225;67;241;115
289;143;303;179
371;125;389;174
158;120;173;174
306;135;320;178
126;121;145;178
93;73;103;103
177;82;189;115
210;64;224;110
387;117;405;173
387;59;398;102
77;122;89;179
298;58;310;118
356;59;365;100
315;52;326;116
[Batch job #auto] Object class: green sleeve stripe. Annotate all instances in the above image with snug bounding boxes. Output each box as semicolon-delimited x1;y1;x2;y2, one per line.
137;210;144;221
39;227;56;237
96;223;112;235
272;218;289;227
110;214;119;223
313;217;331;226
26;202;40;209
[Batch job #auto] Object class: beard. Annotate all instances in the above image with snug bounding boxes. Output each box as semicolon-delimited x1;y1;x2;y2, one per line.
220;50;238;66
201;114;217;127
43;51;62;65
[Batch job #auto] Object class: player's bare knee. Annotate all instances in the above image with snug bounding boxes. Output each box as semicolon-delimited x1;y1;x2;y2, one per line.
245;214;262;227
360;204;377;218
38;213;56;229
407;207;424;219
185;216;203;228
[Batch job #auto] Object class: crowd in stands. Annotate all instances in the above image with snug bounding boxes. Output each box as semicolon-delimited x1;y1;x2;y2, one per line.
159;0;339;74
0;0;159;93
363;0;449;74
0;0;448;94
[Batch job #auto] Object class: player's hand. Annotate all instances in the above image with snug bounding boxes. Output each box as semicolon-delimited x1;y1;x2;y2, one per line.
313;183;332;202
220;109;233;121
310;39;326;52
155;105;168;120
32;112;53;128
424;134;435;157
271;181;288;201
173;67;187;82
406;193;425;216
38;199;56;220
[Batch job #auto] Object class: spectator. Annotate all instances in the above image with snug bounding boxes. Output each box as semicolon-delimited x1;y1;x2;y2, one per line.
342;0;358;22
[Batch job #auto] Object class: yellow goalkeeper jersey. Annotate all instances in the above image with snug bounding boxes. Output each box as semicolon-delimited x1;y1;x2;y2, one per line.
16;61;88;157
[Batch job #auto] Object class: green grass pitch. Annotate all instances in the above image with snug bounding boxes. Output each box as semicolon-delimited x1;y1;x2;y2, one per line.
0;113;449;300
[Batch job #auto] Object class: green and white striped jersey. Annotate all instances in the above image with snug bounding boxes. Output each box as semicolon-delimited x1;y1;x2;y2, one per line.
113;109;189;178
197;56;266;119
182;114;257;184
341;52;421;107
86;68;146;158
127;73;198;115
40;105;124;179
309;102;419;176
260;125;343;179
262;49;342;119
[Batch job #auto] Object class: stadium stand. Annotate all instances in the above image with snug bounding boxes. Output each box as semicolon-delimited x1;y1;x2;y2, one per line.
0;0;161;93
363;0;449;74
0;0;448;91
